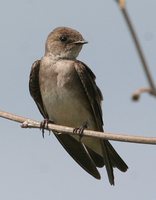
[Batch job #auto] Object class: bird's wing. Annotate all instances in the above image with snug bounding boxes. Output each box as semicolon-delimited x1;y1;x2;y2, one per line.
29;60;48;119
75;61;128;185
29;60;101;180
74;60;104;131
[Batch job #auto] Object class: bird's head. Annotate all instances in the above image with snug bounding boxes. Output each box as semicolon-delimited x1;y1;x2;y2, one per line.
45;27;88;59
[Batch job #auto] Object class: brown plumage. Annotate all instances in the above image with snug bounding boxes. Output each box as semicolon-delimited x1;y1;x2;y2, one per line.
29;27;128;185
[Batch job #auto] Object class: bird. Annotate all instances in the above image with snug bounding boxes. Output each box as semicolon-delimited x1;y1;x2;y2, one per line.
29;26;128;185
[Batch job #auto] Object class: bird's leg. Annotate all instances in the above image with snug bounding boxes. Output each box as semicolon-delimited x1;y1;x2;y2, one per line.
40;119;54;138
73;121;88;142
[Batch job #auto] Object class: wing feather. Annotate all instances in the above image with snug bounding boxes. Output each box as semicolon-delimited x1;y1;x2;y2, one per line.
74;60;128;185
29;60;48;118
29;59;101;180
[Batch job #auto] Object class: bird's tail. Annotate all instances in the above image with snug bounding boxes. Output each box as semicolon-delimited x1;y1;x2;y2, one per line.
101;140;128;185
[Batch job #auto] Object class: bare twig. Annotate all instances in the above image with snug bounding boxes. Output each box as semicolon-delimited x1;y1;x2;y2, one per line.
115;0;156;99
0;109;156;145
132;87;154;101
119;0;125;9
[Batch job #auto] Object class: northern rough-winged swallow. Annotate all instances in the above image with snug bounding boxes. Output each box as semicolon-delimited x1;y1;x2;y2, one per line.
29;27;128;185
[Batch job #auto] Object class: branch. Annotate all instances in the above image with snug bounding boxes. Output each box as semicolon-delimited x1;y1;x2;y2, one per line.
115;0;156;100
0;109;156;145
132;87;155;101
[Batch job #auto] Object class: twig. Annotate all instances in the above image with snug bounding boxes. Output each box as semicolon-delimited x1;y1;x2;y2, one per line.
115;0;156;99
0;109;156;145
132;87;154;101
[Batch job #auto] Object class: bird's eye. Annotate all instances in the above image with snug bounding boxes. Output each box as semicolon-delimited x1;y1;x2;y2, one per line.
59;35;68;42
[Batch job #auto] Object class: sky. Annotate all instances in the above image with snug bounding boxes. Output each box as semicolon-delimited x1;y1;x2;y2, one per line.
0;0;156;199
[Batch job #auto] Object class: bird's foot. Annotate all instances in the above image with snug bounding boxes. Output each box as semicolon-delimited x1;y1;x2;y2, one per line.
73;121;88;142
40;119;54;138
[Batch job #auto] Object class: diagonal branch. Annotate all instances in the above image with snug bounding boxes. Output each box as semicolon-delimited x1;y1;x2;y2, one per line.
0;109;156;145
115;0;156;100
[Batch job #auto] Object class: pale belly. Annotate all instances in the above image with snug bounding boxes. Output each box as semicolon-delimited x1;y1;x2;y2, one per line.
41;82;95;129
41;85;102;155
39;59;103;155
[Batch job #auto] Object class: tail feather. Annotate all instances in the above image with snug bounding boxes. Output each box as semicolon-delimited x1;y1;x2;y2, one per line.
106;141;128;172
55;134;101;179
86;147;104;168
101;140;115;185
100;140;128;185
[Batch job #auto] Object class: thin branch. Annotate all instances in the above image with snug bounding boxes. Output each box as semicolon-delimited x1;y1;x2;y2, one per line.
119;0;125;9
0;109;156;145
115;0;156;99
132;87;154;101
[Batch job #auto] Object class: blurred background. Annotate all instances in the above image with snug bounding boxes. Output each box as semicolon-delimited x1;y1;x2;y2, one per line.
0;1;156;199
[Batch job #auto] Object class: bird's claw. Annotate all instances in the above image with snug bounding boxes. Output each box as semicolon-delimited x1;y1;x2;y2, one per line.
40;119;54;138
73;121;88;142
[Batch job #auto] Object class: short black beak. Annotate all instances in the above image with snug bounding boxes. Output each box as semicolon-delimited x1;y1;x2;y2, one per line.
73;40;88;45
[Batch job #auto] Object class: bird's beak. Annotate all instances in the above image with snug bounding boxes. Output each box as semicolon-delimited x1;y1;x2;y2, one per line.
73;40;88;45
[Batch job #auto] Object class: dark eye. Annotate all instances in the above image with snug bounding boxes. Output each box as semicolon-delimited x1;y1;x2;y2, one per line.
59;35;68;42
